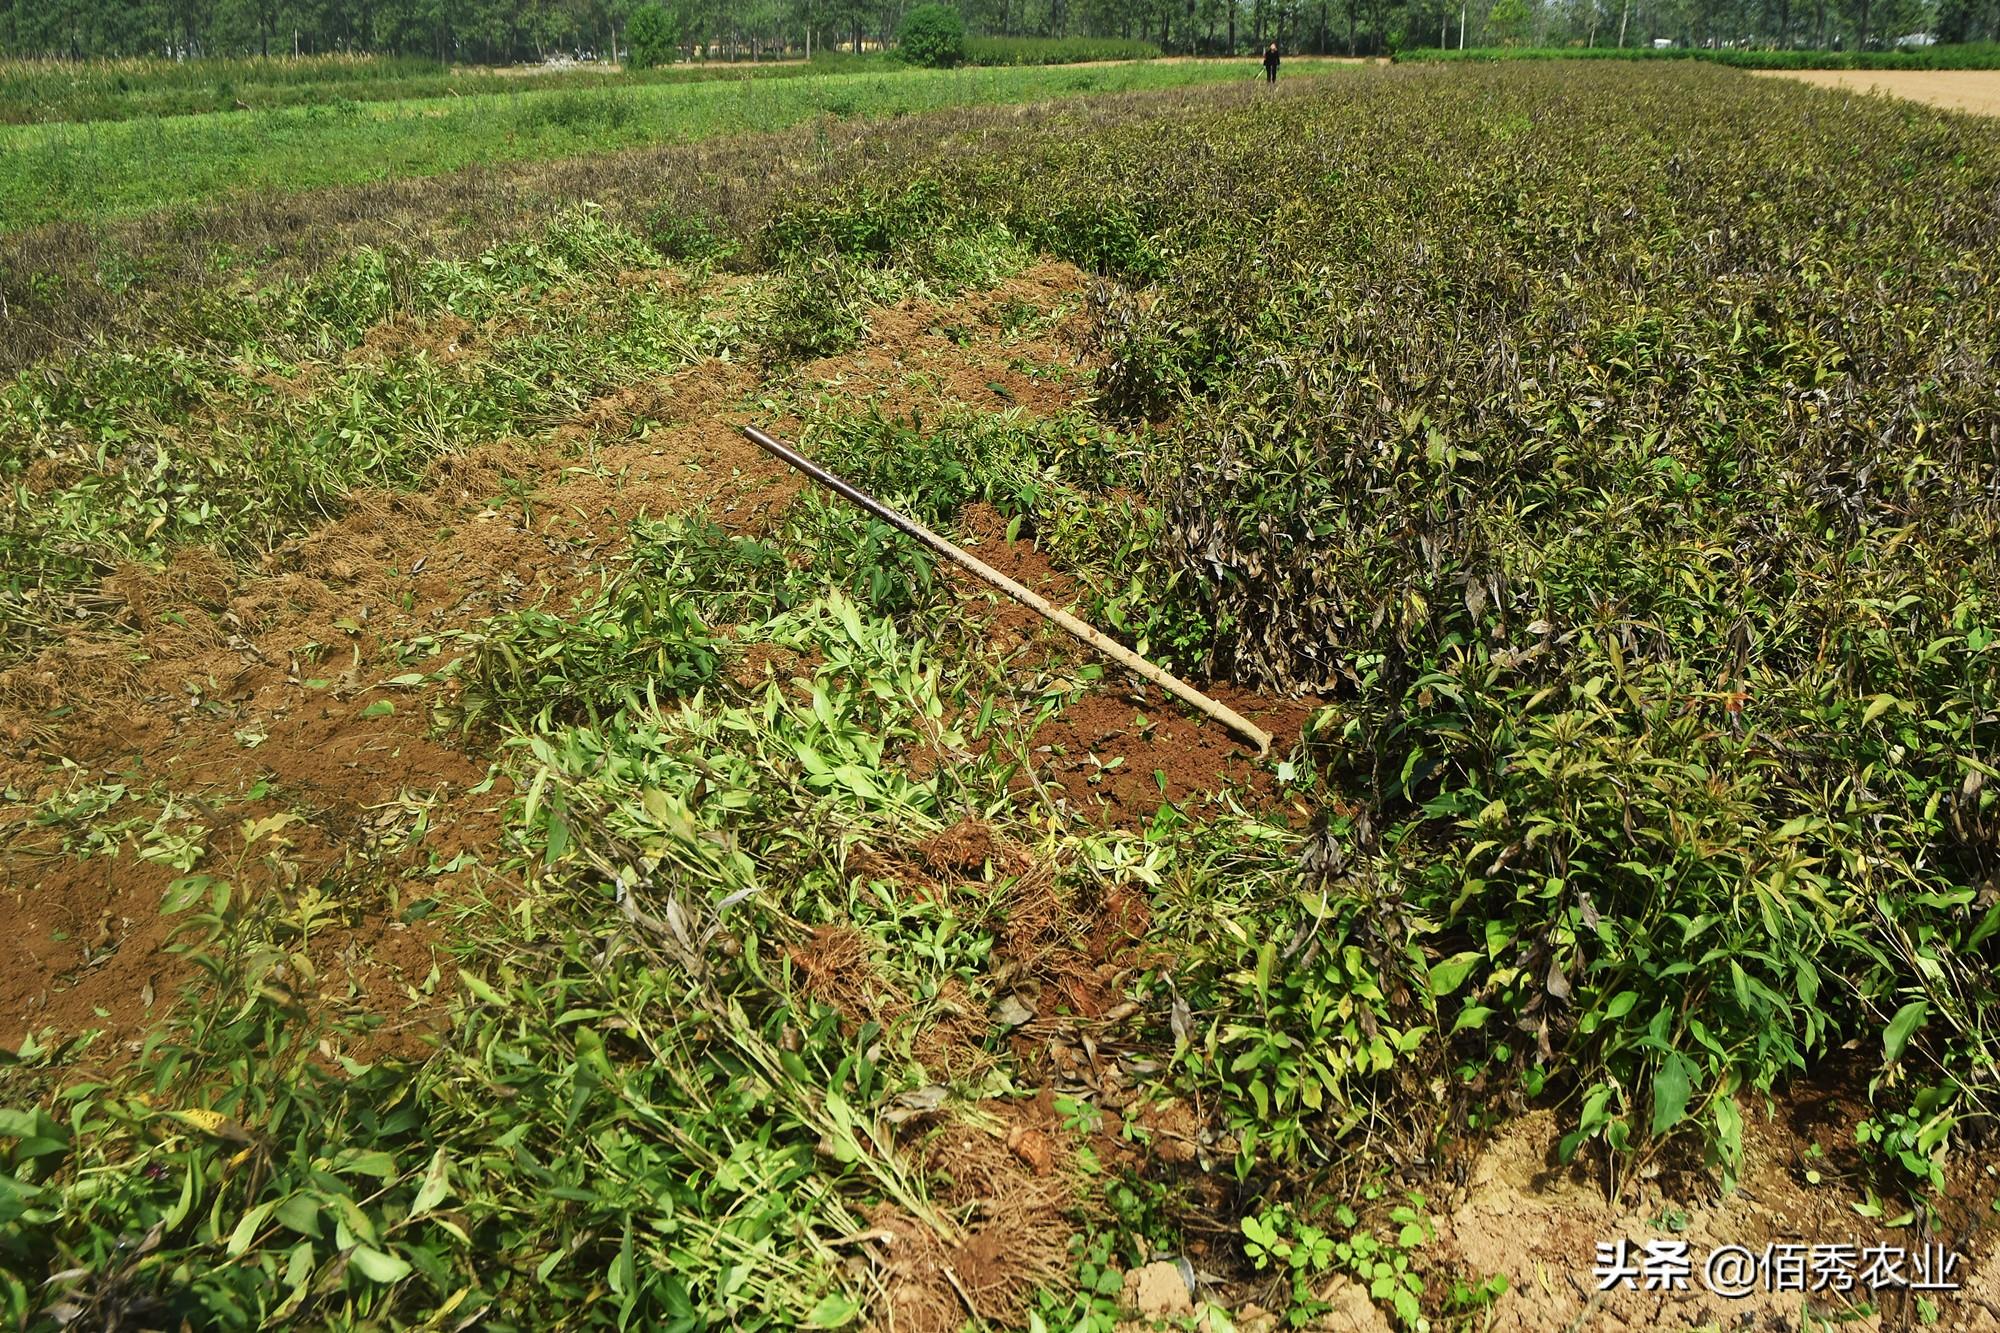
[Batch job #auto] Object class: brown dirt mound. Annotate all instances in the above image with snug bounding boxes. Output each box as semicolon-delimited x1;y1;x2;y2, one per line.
351;311;477;366
2;785;463;1067
1431;1095;1937;1331
3;848;183;1054
909;977;994;1083
788;922;881;1021
915;816;1016;878
101;546;236;629
1022;685;1319;828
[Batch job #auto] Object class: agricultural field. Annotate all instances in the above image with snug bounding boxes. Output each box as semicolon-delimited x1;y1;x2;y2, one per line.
0;52;910;128
2;55;1999;1333
0;55;1334;234
0;42;1166;128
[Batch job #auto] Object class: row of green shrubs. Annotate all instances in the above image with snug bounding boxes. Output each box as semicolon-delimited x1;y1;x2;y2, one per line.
1398;40;2000;68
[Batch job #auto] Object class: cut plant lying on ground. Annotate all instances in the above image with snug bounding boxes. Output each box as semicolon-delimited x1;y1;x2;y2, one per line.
3;58;1998;1333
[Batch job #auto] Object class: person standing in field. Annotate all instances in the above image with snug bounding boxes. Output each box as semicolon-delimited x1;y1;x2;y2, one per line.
1263;42;1280;84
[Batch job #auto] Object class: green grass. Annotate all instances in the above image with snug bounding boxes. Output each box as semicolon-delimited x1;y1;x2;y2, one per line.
0;52;449;124
0;59;1316;233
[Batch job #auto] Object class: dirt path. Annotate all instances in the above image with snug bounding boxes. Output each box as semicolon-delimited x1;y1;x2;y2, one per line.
1754;67;2000;117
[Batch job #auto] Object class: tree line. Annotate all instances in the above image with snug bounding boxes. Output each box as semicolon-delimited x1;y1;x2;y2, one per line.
0;0;1989;64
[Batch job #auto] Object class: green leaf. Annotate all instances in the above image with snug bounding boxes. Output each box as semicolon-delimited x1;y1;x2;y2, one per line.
1964;904;2000;954
1882;999;1928;1064
805;1293;862;1328
1713;1095;1744;1189
351;1245;412;1284
226;1200;277;1257
1649;1052;1694;1139
1426;951;1481;1000
283;1239;315;1291
1450;1005;1493;1033
274;1193;322;1238
334;1149;397;1179
609;1222;636;1298
458;969;505;1007
408;1147;450;1220
160;875;214;914
162;1165;196;1230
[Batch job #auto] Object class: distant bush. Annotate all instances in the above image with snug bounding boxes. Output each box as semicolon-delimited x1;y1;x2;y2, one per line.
1396;41;2000;68
965;35;1162;65
897;4;969;68
626;3;681;70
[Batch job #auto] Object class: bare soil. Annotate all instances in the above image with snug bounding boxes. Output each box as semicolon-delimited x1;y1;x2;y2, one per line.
944;501;1322;829
1755;68;2000;117
1423;1070;2000;1332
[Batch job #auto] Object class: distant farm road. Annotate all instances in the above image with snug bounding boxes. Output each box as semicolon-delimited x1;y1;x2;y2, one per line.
1753;67;2000;116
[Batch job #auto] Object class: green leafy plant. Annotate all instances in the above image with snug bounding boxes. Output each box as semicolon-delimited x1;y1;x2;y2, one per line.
756;256;872;362
1241;1207;1336;1326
